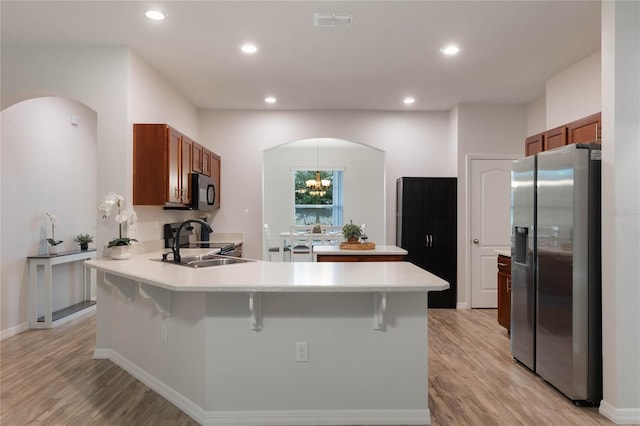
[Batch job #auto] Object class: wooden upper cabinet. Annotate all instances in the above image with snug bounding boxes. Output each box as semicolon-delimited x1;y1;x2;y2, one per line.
543;126;567;151
133;124;192;207
202;148;212;177
525;134;544;156
192;142;204;174
180;135;193;205
568;112;601;145
134;123;220;207
210;151;221;209
167;127;182;204
524;112;602;156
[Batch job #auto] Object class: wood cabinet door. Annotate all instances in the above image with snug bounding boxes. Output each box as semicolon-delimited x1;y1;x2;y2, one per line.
192;142;203;174
210;152;221;208
568;112;601;144
497;255;511;330
167;127;182;204
525;133;543;156
133;123;170;205
544;126;567;151
202;148;212;177
180;136;193;204
497;271;511;330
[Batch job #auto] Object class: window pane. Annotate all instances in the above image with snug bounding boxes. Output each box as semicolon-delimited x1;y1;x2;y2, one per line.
294;170;343;225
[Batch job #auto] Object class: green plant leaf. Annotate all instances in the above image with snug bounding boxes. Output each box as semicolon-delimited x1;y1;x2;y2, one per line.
107;237;138;248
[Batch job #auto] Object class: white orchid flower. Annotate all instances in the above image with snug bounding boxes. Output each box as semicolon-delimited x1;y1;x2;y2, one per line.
98;192;138;246
46;211;59;226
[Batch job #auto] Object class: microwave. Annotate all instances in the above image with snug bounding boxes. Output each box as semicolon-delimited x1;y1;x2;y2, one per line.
191;172;217;210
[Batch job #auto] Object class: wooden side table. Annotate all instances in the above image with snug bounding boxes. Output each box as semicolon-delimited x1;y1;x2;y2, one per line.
27;249;97;329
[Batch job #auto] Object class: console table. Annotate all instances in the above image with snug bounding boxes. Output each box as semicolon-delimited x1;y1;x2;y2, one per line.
27;249;96;329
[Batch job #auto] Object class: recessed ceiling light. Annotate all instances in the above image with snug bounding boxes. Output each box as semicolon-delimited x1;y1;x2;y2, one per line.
265;97;276;104
241;43;258;54
440;45;460;56
145;10;166;21
403;97;416;105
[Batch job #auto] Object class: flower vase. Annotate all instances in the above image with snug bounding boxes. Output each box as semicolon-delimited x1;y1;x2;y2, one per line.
80;243;89;251
110;245;132;260
49;245;58;255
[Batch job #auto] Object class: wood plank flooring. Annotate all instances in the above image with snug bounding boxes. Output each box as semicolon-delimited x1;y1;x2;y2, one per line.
0;308;612;425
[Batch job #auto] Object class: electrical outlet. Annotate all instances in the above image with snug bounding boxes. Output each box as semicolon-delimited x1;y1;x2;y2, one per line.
295;342;308;362
161;324;168;343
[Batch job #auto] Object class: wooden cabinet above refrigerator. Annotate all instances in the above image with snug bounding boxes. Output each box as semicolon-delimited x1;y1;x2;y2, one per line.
525;112;601;156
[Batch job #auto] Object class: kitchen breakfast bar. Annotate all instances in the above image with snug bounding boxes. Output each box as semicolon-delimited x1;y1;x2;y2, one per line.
85;252;448;426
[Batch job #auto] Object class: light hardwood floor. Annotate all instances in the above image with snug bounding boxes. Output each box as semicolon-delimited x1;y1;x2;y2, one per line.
1;309;612;425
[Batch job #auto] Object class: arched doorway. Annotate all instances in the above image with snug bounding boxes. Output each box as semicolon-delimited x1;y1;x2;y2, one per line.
262;137;385;259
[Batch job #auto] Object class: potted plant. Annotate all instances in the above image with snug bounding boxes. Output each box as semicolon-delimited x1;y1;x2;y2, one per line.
45;212;63;255
342;220;362;244
98;192;138;259
74;233;94;251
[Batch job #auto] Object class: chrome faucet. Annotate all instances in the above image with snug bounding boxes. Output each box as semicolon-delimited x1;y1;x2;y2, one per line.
172;219;213;263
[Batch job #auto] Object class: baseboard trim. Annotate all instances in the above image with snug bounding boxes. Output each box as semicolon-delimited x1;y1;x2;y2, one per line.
100;349;431;425
0;321;29;341
200;409;430;425
456;302;469;310
93;348;111;359
600;400;640;424
107;349;205;424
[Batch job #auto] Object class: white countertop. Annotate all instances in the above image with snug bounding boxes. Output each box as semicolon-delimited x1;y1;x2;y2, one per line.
494;249;511;257
85;250;448;293
314;245;408;256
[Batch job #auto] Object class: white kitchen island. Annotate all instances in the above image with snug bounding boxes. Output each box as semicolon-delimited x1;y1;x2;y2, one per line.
85;251;448;426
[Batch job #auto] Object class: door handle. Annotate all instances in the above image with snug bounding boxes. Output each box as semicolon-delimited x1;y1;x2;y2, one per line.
425;234;433;247
473;239;479;244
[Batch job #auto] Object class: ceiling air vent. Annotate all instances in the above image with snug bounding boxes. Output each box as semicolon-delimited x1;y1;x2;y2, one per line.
313;12;354;28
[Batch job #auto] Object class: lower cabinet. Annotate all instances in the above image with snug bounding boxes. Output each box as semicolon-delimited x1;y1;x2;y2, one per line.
316;254;405;262
497;254;511;331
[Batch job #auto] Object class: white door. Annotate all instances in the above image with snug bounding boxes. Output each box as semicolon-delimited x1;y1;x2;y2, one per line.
470;158;515;308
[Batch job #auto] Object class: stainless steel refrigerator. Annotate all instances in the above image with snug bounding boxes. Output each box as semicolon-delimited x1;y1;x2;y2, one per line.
510;143;602;405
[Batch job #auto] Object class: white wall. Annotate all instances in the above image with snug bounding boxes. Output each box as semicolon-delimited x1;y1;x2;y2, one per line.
2;45;130;252
263;138;386;250
1;97;97;336
600;1;640;423
455;103;527;308
199;110;452;260
526;95;546;136
546;50;602;128
0;47;200;337
126;51;203;244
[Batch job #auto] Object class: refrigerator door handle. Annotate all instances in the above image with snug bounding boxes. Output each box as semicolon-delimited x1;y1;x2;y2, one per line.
425;234;433;247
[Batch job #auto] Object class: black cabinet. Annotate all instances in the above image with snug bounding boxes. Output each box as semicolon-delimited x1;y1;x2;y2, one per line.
396;177;457;308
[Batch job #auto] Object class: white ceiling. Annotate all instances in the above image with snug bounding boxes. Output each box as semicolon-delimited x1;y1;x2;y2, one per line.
1;1;601;111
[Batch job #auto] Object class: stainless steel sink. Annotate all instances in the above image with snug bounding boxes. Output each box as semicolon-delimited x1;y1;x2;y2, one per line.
153;254;255;268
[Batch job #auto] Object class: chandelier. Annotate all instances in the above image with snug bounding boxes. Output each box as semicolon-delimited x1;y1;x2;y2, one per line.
306;171;331;196
305;140;331;196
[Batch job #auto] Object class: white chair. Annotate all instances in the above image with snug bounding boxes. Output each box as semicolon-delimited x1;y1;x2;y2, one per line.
289;225;314;262
320;225;342;245
264;224;290;261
